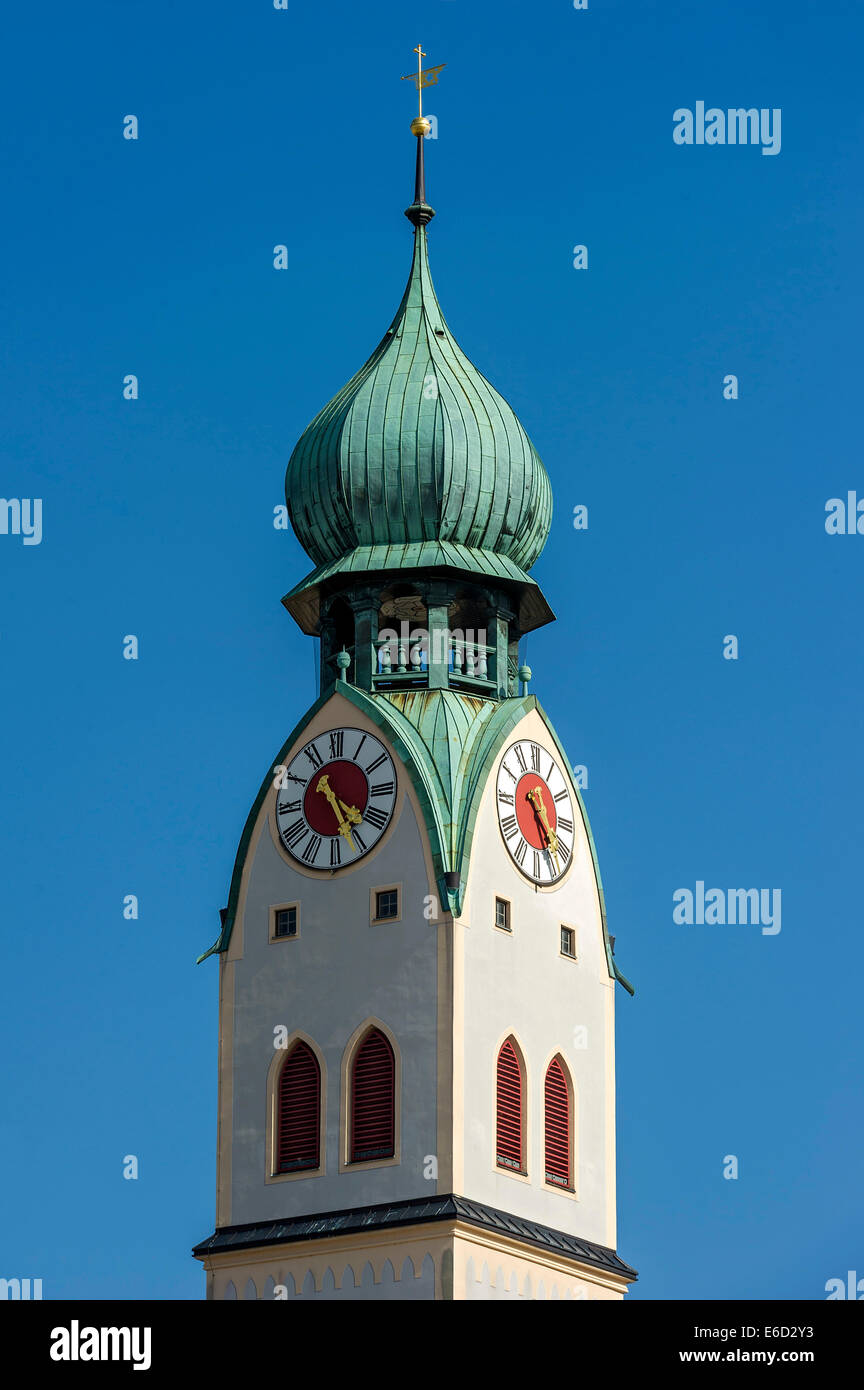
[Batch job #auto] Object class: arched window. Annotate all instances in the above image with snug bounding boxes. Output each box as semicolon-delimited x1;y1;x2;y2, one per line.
496;1038;525;1172
544;1057;572;1189
350;1028;395;1162
277;1041;321;1173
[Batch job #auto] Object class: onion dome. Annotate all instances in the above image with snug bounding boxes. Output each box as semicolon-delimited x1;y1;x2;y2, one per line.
285;227;552;575
282;103;555;642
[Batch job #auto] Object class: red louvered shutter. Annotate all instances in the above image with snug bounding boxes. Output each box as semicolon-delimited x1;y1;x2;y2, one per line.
496;1039;524;1171
544;1057;571;1188
351;1029;395;1162
277;1041;320;1173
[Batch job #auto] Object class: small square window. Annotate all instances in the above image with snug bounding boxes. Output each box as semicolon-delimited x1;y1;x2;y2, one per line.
272;904;298;940
375;889;399;920
560;926;576;958
495;897;511;932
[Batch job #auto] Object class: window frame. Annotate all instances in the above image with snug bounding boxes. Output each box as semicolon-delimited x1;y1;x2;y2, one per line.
543;1053;576;1194
265;1032;326;1184
270;901;300;943
369;883;402;926
494;896;512;933
560;923;577;959
495;1035;528;1179
340;1019;401;1173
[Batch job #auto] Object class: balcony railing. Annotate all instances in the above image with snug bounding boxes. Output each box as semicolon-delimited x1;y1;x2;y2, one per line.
448;638;494;692
371;635;428;688
370;636;496;693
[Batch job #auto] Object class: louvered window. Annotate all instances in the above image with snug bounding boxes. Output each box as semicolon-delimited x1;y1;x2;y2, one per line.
277;1041;320;1173
350;1028;395;1162
545;1057;572;1188
496;1039;524;1172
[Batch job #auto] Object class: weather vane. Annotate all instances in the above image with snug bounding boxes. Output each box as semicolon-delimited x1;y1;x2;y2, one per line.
401;44;445;135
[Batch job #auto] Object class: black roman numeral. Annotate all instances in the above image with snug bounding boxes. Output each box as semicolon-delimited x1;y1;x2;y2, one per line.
304;743;323;768
501;815;519;840
530;743;541;771
553;790;568;803
365;753;387;773
558;840;570;863
364;806;388;829
282;818;307;847
558;817;574;834
498;791;514;806
329;730;344;758
533;851;540;880
354;734;368;760
501;762;517;784
330;839;341;867
301;834;322;863
353;828;367;854
371;781;394;797
285;772;307;787
514;744;527;772
278;799;301;815
514;838;528;866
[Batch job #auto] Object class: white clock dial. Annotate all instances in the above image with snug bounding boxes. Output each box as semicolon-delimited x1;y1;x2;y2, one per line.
496;739;575;885
275;727;397;871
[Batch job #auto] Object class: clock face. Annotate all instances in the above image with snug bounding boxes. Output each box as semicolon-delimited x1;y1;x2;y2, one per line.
275;727;397;871
496;739;575;885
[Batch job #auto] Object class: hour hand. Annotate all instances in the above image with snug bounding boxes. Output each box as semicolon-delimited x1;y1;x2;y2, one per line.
338;798;362;826
316;775;356;850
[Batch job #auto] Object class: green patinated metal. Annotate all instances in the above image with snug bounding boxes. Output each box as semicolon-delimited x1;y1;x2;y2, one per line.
283;541;554;636
199;684;633;996
284;225;553;576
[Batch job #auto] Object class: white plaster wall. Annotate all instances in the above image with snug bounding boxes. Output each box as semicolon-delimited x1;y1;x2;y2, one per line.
217;1255;436;1301
225;705;440;1225
459;707;616;1247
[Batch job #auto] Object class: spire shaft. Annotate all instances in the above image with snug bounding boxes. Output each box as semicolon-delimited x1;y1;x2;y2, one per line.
414;132;426;205
403;44;441;227
405;132;435;226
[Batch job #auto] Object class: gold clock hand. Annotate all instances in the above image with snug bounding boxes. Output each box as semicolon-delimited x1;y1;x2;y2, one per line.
316;776;356;852
337;798;362;825
316;774;339;811
527;786;561;865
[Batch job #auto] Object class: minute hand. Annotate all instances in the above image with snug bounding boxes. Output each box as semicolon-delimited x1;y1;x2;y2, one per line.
316;774;356;851
527;786;560;862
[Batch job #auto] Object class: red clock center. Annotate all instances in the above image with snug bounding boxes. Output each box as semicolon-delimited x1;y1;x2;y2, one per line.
304;760;369;835
515;773;558;850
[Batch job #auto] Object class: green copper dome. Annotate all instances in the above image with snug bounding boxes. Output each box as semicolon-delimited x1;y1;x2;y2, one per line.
285;225;552;572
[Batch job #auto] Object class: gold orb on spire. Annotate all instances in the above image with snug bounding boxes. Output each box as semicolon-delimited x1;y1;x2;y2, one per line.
401;43;445;135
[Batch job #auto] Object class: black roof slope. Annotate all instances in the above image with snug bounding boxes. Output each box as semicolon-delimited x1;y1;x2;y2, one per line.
193;1193;637;1282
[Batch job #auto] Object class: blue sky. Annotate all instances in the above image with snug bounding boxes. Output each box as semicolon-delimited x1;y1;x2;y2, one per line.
1;0;861;1299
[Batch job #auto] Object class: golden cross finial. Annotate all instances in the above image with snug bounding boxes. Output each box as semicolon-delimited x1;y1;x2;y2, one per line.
401;43;446;123
414;44;425;114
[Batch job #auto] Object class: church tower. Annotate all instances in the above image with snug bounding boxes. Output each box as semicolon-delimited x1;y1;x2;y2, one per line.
193;65;636;1302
